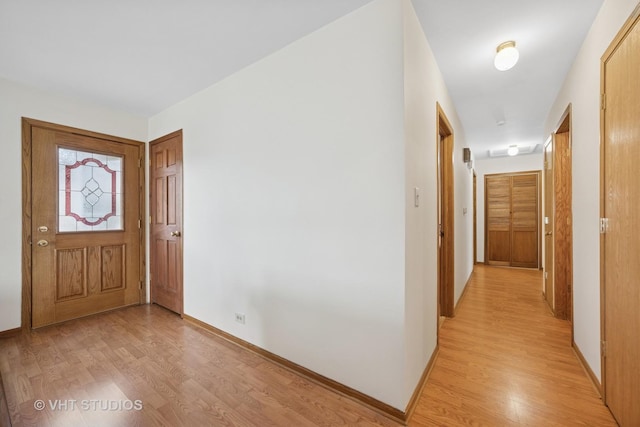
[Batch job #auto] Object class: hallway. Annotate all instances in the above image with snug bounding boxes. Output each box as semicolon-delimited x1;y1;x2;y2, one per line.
0;266;619;426
411;265;616;426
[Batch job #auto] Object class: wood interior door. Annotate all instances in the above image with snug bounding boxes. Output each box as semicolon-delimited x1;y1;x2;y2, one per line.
437;104;455;319
485;172;540;268
27;120;144;328
601;9;640;425
150;130;184;315
543;140;554;309
552;131;572;320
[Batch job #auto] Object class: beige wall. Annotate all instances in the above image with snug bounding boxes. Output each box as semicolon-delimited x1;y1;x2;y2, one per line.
402;0;472;403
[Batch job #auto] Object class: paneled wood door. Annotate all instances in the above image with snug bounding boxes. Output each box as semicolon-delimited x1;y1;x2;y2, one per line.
601;7;640;425
24;119;144;328
150;130;184;315
485;172;540;268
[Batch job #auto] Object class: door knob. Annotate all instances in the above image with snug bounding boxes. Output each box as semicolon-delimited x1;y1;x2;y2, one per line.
545;231;552;236
37;240;49;247
171;231;181;237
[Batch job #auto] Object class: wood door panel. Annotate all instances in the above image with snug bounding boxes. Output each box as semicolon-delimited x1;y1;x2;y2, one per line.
155;239;168;286
167;241;179;291
487;231;511;264
101;245;125;291
167;175;177;225
55;291;125;320
28;121;143;328
155;177;166;223
602;11;640;425
55;248;87;300
150;130;184;315
512;231;538;268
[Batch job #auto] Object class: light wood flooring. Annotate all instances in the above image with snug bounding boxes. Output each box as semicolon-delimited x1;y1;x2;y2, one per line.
412;265;616;426
0;265;616;426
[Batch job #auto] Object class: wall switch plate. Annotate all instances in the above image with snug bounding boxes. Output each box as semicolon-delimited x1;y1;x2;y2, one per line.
235;313;246;324
414;187;420;207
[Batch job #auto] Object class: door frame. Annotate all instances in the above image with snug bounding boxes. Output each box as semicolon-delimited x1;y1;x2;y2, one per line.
21;118;146;330
436;103;455;318
543;137;554;312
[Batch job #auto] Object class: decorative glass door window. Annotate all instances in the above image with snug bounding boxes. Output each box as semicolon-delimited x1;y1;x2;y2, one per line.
58;147;123;232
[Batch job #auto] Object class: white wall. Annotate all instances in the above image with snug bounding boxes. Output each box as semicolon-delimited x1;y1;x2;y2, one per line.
474;154;543;263
402;0;472;403
544;0;638;382
150;0;409;409
0;77;147;332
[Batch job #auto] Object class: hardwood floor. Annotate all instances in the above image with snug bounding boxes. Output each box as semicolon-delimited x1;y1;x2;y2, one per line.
0;306;397;427
0;265;616;426
411;265;616;426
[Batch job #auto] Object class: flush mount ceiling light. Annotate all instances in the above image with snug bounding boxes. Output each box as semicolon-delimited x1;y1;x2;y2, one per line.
507;145;519;156
494;41;519;71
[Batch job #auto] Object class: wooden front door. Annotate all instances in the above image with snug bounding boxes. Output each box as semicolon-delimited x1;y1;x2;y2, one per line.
485;171;540;268
150;130;184;315
25;119;144;328
601;8;640;425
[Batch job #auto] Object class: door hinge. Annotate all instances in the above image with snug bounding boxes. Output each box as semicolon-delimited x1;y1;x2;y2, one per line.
139;281;143;290
601;340;607;357
599;218;609;234
149;216;152;224
601;93;606;110
138;219;141;229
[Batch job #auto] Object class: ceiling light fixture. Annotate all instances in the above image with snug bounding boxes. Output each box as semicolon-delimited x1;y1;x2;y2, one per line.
507;145;519;156
494;41;519;71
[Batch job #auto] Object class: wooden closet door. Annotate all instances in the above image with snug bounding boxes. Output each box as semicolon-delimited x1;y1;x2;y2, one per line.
485;172;539;267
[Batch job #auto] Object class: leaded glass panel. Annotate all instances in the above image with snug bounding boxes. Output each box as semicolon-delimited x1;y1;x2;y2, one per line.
58;147;123;232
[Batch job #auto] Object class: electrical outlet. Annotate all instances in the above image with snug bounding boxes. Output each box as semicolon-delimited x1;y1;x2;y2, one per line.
235;313;246;324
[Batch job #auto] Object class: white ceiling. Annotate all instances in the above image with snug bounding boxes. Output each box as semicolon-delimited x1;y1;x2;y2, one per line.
412;0;604;158
0;0;604;158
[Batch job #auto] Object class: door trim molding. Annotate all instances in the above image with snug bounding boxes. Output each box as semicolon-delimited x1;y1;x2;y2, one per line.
21;118;146;330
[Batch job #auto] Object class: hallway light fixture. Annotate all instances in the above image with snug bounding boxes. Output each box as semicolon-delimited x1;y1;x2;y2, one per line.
494;41;519;71
507;145;519;156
